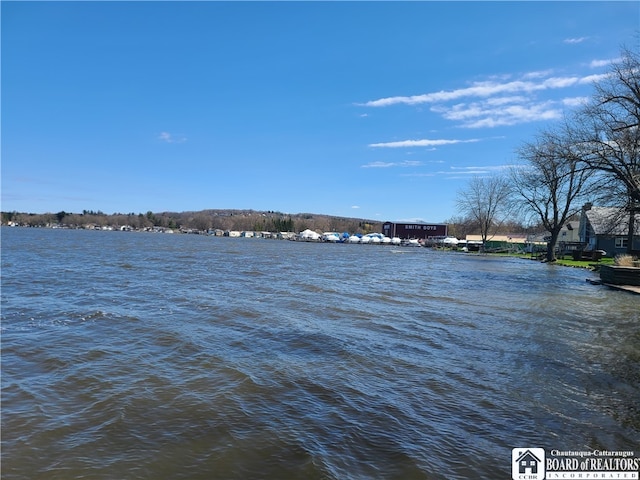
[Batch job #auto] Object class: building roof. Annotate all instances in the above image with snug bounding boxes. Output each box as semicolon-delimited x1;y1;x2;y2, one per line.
564;220;579;231
585;207;640;236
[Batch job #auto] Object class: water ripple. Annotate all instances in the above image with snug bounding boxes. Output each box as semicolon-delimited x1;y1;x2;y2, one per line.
2;228;639;479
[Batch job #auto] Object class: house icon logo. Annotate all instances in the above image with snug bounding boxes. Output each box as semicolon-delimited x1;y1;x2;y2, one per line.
512;448;545;480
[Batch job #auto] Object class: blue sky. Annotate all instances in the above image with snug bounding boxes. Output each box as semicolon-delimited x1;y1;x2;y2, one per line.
2;1;638;223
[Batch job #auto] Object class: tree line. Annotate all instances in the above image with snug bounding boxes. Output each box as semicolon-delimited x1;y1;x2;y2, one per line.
1;208;383;236
456;46;640;261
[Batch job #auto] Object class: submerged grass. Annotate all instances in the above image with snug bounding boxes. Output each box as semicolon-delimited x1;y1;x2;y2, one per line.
555;257;614;269
478;251;615;270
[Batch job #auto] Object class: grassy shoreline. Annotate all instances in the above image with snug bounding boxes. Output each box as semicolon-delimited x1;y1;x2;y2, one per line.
482;251;614;270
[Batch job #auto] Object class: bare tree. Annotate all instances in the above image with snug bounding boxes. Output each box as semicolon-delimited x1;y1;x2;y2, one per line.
456;176;511;250
570;46;640;253
511;127;595;262
443;215;478;240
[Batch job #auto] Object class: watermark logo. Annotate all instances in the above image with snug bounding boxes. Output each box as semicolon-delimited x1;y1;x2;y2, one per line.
511;448;639;480
512;448;546;480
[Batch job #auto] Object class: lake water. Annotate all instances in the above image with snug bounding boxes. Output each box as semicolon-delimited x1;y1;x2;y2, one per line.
1;227;639;479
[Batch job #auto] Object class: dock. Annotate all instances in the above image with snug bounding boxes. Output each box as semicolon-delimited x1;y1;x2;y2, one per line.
586;278;640;295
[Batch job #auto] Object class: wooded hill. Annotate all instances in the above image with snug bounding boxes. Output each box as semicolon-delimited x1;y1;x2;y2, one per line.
1;209;383;234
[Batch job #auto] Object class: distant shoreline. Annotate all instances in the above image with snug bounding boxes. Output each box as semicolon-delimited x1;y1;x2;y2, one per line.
1;208;384;237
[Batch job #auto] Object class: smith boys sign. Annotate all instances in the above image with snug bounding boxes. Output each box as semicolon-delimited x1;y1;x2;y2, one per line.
512;448;639;480
382;222;448;240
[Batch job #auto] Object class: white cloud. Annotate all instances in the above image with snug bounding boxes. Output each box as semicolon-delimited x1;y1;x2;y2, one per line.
542;76;579;88
361;75;586;108
449;165;510;172
362;80;539;107
401;164;509;178
361;161;395;168
158;132;187;143
361;160;425;167
359;64;609;136
564;37;588;44
589;58;612;68
399;173;435;177
522;70;554;80
484;96;528;106
579;73;609;84
433;98;562;128
368;138;479;148
562;96;589;107
361;70;604;112
351;205;360;209
402;160;423;167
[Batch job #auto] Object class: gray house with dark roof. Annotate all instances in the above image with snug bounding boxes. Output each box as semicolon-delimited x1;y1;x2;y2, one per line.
579;206;640;256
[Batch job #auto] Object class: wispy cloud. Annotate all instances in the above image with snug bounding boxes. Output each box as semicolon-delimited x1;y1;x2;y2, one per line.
562;96;589;107
360;68;610;129
564;37;589;44
522;70;554;80
580;73;609;84
398;173;435;178
448;165;510;173
158;132;187;143
362;72;605;109
401;164;511;178
361;160;425;168
434;100;562;128
361;161;395;168
589;58;610;68
361;81;535;107
368;138;479;148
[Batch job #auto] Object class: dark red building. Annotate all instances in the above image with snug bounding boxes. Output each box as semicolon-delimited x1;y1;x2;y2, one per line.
382;222;448;240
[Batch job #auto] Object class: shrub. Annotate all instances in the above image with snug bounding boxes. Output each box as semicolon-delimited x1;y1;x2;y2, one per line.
614;254;636;266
